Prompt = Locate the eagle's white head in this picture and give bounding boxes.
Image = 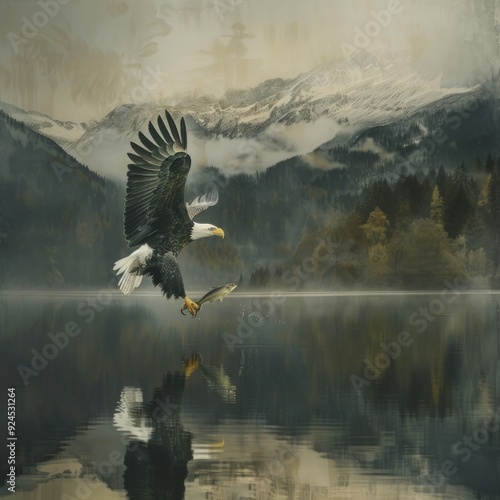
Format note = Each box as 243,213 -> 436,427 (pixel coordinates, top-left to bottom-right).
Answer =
191,222 -> 225,240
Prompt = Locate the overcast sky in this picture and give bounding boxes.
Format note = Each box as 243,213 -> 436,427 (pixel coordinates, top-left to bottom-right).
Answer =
1,0 -> 499,122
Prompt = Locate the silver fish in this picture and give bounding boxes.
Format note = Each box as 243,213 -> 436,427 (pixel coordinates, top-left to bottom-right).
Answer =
200,365 -> 236,403
181,283 -> 237,317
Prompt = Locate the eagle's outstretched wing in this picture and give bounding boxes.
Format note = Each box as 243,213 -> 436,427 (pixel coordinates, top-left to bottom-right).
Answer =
186,188 -> 219,220
124,111 -> 191,247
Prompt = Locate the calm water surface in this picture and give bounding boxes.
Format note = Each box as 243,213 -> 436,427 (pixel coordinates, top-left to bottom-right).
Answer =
1,292 -> 500,499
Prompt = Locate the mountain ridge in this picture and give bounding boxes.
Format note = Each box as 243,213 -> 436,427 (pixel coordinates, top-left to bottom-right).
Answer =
64,61 -> 480,180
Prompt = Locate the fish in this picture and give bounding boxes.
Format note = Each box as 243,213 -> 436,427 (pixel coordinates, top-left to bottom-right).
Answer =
181,283 -> 237,317
199,364 -> 236,403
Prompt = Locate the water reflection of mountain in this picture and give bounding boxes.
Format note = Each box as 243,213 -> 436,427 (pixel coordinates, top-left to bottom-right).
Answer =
1,294 -> 500,497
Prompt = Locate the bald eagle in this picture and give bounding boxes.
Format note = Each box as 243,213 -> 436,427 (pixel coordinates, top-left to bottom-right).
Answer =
113,111 -> 225,316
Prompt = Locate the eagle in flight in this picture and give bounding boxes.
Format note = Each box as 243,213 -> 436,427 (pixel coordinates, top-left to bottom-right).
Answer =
113,110 -> 224,316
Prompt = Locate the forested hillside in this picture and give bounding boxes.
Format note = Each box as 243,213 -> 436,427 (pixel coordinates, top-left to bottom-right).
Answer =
283,160 -> 500,289
185,157 -> 500,289
0,112 -> 125,287
2,107 -> 500,289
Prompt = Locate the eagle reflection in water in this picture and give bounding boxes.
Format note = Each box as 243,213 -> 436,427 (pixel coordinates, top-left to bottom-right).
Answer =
116,354 -> 201,500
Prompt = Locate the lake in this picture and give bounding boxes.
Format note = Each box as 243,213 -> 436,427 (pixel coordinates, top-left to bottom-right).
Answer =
1,290 -> 500,499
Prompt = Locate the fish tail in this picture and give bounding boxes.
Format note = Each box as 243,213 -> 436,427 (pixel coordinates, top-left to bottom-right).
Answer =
193,301 -> 203,317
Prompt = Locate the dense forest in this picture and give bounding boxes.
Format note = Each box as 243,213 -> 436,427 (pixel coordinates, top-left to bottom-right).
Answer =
186,155 -> 500,289
0,111 -> 126,287
2,107 -> 500,289
282,159 -> 500,289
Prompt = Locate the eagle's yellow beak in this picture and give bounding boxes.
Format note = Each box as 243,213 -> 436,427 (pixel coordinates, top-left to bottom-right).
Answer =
213,227 -> 225,239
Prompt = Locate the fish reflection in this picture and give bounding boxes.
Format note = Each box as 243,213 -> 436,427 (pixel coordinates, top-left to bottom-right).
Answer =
200,364 -> 236,403
114,353 -> 236,499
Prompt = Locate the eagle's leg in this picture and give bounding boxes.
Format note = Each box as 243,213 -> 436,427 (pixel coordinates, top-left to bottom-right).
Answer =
181,296 -> 200,317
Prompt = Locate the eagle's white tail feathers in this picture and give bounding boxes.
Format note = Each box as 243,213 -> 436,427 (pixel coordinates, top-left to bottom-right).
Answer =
113,244 -> 153,295
118,272 -> 143,296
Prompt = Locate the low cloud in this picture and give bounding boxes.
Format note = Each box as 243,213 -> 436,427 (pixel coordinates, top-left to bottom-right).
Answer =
202,117 -> 342,174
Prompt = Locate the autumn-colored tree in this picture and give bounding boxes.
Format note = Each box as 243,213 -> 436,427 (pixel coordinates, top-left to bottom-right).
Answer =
361,207 -> 391,284
362,206 -> 390,245
430,185 -> 445,227
389,219 -> 465,287
367,243 -> 390,284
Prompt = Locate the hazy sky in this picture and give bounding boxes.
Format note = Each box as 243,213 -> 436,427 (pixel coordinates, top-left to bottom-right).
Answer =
1,0 -> 499,122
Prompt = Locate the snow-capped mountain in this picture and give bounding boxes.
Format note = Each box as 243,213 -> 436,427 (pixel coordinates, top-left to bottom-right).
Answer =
0,101 -> 94,149
68,60 -> 484,180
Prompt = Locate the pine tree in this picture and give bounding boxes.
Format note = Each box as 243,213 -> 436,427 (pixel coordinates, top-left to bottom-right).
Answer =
487,165 -> 500,281
446,185 -> 471,238
485,154 -> 495,173
362,207 -> 390,245
395,201 -> 412,231
453,162 -> 472,191
474,156 -> 483,174
430,185 -> 445,227
436,165 -> 448,195
488,166 -> 500,224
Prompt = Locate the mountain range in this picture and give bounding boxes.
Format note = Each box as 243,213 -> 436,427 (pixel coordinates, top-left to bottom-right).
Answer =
21,59 -> 488,182
0,101 -> 96,150
3,60 -> 500,288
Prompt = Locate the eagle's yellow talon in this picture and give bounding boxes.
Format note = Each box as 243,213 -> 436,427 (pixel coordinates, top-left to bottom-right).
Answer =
181,296 -> 199,317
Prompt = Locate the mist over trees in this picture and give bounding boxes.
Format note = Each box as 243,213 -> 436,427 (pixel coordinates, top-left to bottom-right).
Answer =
205,158 -> 500,290
0,111 -> 125,287
3,106 -> 500,290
